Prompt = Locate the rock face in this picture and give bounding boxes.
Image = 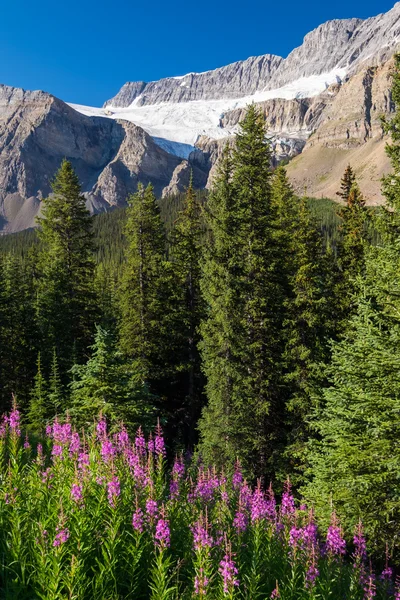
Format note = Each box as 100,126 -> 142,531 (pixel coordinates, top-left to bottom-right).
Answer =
0,85 -> 208,232
2,3 -> 400,232
104,55 -> 283,107
286,60 -> 395,203
106,3 -> 400,110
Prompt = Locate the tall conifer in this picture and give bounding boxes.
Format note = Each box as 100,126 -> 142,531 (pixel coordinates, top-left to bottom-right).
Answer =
199,107 -> 285,477
36,160 -> 97,378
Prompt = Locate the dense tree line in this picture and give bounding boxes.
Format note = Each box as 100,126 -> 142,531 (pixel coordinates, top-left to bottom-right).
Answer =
1,57 -> 400,559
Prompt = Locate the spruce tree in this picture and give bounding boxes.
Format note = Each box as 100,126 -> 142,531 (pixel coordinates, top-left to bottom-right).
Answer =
70,326 -> 154,431
336,164 -> 356,201
199,107 -> 286,478
335,172 -> 370,331
119,184 -> 178,402
271,167 -> 336,482
48,349 -> 63,417
36,160 -> 97,378
304,53 -> 400,555
169,178 -> 205,445
28,353 -> 48,432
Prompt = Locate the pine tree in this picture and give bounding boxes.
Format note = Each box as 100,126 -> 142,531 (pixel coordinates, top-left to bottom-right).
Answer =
70,326 -> 154,431
336,164 -> 356,201
36,159 -> 97,378
28,353 -> 48,432
304,53 -> 400,556
199,107 -> 286,478
169,178 -> 205,445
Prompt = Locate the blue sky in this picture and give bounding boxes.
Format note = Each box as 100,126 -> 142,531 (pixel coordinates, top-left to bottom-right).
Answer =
0,0 -> 396,106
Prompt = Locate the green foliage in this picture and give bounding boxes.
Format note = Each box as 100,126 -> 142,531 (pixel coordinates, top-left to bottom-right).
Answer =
168,179 -> 206,445
69,325 -> 155,432
36,159 -> 97,378
199,107 -> 286,478
304,52 -> 400,556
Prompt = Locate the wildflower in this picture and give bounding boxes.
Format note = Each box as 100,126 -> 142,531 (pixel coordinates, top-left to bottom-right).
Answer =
364,573 -> 376,600
96,417 -> 107,439
107,476 -> 120,508
101,440 -> 116,463
353,521 -> 367,563
326,513 -> 346,556
219,551 -> 239,595
146,498 -> 158,518
251,481 -> 275,522
51,444 -> 63,458
271,585 -> 280,598
71,483 -> 83,504
53,527 -> 70,547
380,566 -> 393,581
192,516 -> 213,550
78,451 -> 90,472
155,518 -> 170,549
52,419 -> 72,445
9,405 -> 21,436
281,479 -> 295,516
23,435 -> 30,449
155,423 -> 166,457
233,510 -> 248,534
135,427 -> 146,455
194,568 -> 209,596
69,432 -> 80,455
117,427 -> 129,450
132,507 -> 144,533
232,461 -> 243,489
172,456 -> 185,480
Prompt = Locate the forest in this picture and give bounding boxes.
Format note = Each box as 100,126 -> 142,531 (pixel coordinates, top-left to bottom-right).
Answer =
0,53 -> 399,600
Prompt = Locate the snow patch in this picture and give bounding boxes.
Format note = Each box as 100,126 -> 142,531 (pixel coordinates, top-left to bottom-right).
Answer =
69,68 -> 346,156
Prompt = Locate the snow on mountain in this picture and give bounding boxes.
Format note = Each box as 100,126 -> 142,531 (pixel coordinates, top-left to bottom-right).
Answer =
69,69 -> 346,155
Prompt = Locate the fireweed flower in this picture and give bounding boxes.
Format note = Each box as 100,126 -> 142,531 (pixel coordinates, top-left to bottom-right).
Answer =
192,516 -> 213,550
132,507 -> 144,533
155,518 -> 170,549
71,483 -> 83,504
53,527 -> 70,547
364,573 -> 376,600
101,440 -> 116,463
146,498 -> 158,519
134,428 -> 146,455
69,432 -> 80,455
52,420 -> 72,445
9,405 -> 21,436
117,428 -> 129,451
271,585 -> 280,598
78,451 -> 90,472
219,551 -> 239,594
155,424 -> 166,457
232,461 -> 243,489
194,568 -> 209,596
51,444 -> 63,459
172,456 -> 185,480
107,476 -> 120,508
354,521 -> 367,564
381,566 -> 393,581
96,417 -> 107,439
233,509 -> 248,534
281,480 -> 295,516
326,513 -> 346,557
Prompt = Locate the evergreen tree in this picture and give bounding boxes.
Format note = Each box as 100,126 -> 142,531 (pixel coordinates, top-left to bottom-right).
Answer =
304,53 -> 400,556
36,160 -> 97,378
28,353 -> 48,432
119,184 -> 178,402
335,171 -> 371,331
336,164 -> 356,201
199,107 -> 286,478
169,178 -> 205,445
48,349 -> 63,418
0,254 -> 37,412
70,326 -> 154,431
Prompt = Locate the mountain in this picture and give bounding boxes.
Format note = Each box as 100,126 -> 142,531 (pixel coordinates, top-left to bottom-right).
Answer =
1,3 -> 400,232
